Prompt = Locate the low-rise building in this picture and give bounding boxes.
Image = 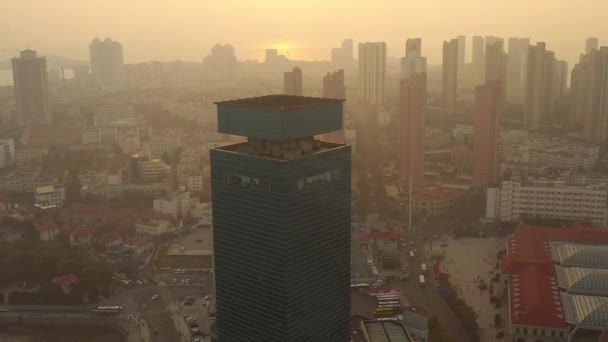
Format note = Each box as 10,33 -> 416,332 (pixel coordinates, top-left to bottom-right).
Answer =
38,219 -> 61,241
69,228 -> 95,246
34,185 -> 65,208
52,275 -> 79,294
153,190 -> 190,218
0,138 -> 15,168
501,130 -> 599,171
123,236 -> 152,257
486,175 -> 608,226
412,186 -> 465,217
98,232 -> 123,248
360,319 -> 414,341
135,217 -> 177,236
502,223 -> 608,342
191,202 -> 212,225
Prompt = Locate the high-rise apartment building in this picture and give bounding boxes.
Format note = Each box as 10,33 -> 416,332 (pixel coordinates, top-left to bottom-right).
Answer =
89,37 -> 124,90
569,62 -> 587,126
331,39 -> 354,68
203,44 -> 237,80
358,42 -> 386,105
399,73 -> 426,188
442,39 -> 459,115
284,67 -> 303,96
401,38 -> 426,79
265,49 -> 278,63
211,95 -> 351,341
524,42 -> 556,130
553,60 -> 569,103
473,80 -> 501,188
507,37 -> 530,89
586,37 -> 599,53
342,39 -> 353,65
571,47 -> 608,144
457,35 -> 466,79
472,36 -> 485,82
485,38 -> 507,96
12,49 -> 51,125
406,38 -> 422,57
323,69 -> 346,99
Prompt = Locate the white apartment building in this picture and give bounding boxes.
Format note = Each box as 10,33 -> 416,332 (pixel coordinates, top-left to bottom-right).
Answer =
35,185 -> 66,208
153,190 -> 191,218
487,177 -> 608,226
135,218 -> 173,236
15,146 -> 48,165
0,139 -> 15,168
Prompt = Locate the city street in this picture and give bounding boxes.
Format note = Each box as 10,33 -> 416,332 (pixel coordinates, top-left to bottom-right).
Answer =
389,225 -> 475,342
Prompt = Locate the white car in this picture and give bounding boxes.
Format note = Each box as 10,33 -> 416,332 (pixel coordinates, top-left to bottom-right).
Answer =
151,295 -> 160,300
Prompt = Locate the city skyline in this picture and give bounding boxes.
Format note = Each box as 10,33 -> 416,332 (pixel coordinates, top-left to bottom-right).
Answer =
2,1 -> 607,66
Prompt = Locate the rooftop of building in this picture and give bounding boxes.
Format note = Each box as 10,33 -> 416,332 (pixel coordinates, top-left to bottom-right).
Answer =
555,266 -> 608,296
214,95 -> 343,111
361,320 -> 414,342
216,139 -> 346,161
52,275 -> 78,287
502,222 -> 608,329
156,190 -> 189,202
561,293 -> 608,331
38,219 -> 60,233
550,241 -> 608,268
401,307 -> 429,332
35,185 -> 55,195
69,228 -> 95,239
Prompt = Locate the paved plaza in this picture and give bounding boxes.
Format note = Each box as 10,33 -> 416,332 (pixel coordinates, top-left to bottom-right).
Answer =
429,237 -> 510,342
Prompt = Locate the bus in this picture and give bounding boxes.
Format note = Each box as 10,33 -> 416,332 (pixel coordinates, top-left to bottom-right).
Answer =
378,301 -> 400,306
373,308 -> 396,317
376,295 -> 400,300
378,304 -> 401,310
91,306 -> 123,315
376,297 -> 400,303
350,283 -> 370,289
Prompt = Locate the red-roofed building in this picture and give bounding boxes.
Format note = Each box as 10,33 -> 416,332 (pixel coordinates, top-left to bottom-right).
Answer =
98,232 -> 122,248
412,186 -> 465,217
52,275 -> 79,294
38,219 -> 61,241
69,228 -> 95,246
502,222 -> 608,340
123,236 -> 152,257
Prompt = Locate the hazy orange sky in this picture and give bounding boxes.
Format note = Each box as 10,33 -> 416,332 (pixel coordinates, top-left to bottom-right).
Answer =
2,0 -> 607,66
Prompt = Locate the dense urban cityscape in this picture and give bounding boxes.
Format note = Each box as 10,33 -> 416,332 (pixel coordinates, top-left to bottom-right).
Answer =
1,2 -> 608,342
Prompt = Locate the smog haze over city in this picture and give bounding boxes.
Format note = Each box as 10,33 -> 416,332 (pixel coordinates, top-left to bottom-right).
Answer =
1,1 -> 608,342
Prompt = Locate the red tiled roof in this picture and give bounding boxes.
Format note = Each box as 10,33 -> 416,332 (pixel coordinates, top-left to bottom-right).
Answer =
98,232 -> 122,243
38,220 -> 60,233
52,275 -> 79,287
125,236 -> 151,248
502,222 -> 608,329
69,228 -> 95,239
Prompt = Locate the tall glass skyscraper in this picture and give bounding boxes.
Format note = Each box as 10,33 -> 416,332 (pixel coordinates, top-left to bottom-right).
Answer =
211,95 -> 351,341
